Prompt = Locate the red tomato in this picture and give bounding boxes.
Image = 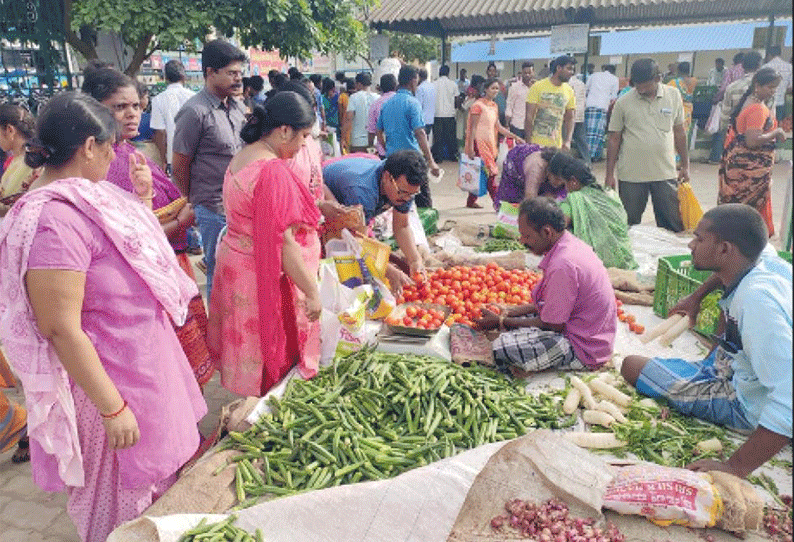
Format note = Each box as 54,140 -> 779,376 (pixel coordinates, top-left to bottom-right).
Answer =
402,316 -> 413,326
405,306 -> 418,318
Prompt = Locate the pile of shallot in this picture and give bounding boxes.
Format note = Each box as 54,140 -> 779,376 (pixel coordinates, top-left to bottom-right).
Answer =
763,495 -> 793,542
490,497 -> 625,542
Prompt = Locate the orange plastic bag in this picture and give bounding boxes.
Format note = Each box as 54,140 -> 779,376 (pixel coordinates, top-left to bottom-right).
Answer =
678,181 -> 704,231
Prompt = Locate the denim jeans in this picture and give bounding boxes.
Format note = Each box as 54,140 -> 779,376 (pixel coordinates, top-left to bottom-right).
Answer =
193,204 -> 226,298
708,129 -> 726,163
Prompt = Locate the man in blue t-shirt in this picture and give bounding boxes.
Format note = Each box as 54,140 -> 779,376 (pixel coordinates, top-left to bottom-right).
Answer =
622,204 -> 792,479
377,65 -> 440,208
322,149 -> 428,292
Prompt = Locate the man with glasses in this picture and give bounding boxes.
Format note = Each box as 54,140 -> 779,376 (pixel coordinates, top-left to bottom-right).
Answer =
172,39 -> 247,298
322,149 -> 429,292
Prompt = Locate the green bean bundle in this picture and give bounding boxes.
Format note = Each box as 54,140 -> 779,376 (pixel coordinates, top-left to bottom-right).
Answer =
474,238 -> 526,253
178,515 -> 263,542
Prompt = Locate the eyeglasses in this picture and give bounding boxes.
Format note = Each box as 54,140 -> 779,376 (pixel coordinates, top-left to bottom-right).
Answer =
391,176 -> 420,198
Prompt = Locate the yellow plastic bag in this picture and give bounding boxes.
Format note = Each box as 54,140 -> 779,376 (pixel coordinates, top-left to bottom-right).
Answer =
678,181 -> 704,231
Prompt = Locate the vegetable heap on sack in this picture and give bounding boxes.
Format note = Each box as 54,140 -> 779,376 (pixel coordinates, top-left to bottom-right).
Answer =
214,349 -> 574,507
563,372 -> 733,467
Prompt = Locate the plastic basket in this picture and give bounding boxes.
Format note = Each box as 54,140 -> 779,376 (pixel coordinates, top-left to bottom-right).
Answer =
654,251 -> 793,336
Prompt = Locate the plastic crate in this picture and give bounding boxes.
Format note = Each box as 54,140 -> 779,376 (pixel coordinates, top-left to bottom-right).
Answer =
653,251 -> 792,336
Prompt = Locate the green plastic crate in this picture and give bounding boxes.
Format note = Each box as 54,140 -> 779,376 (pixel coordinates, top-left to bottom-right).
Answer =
653,251 -> 792,336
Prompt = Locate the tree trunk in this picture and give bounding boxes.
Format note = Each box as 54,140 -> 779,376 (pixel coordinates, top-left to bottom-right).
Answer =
124,34 -> 155,76
62,0 -> 97,61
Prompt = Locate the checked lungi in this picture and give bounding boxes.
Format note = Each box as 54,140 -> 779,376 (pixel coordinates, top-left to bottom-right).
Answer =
584,107 -> 608,160
492,327 -> 585,374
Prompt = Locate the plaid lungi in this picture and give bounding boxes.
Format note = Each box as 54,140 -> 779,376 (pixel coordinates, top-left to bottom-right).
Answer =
492,327 -> 584,374
584,107 -> 608,160
636,347 -> 754,433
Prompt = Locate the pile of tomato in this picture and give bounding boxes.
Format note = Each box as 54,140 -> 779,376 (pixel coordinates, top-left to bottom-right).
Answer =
396,262 -> 542,327
385,305 -> 446,330
616,300 -> 645,334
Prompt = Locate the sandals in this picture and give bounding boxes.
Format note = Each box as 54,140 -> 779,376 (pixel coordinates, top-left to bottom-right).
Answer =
12,436 -> 29,464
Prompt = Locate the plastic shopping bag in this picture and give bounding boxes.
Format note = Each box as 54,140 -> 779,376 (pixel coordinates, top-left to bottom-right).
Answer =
705,103 -> 721,135
678,181 -> 704,231
318,262 -> 378,363
325,230 -> 395,319
457,155 -> 487,197
492,201 -> 521,239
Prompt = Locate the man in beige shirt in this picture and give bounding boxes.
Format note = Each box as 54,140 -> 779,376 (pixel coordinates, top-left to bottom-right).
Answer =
606,58 -> 689,232
505,62 -> 535,139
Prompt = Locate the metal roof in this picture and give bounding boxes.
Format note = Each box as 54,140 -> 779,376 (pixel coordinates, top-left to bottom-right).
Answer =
369,0 -> 792,38
450,20 -> 793,62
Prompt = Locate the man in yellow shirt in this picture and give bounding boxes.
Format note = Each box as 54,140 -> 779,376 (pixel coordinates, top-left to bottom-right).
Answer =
524,55 -> 576,150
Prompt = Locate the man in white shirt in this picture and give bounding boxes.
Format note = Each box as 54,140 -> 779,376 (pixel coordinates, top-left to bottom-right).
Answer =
150,60 -> 195,174
584,64 -> 619,161
415,68 -> 436,136
568,75 -> 590,166
505,62 -> 535,139
344,72 -> 379,153
763,45 -> 793,122
707,58 -> 726,88
431,65 -> 460,162
457,69 -> 470,95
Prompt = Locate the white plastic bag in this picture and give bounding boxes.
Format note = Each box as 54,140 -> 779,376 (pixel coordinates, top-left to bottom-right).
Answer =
705,103 -> 721,135
457,155 -> 487,196
496,140 -> 509,169
318,262 -> 375,364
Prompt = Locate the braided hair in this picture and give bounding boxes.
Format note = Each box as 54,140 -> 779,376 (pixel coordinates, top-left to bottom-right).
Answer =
730,67 -> 781,132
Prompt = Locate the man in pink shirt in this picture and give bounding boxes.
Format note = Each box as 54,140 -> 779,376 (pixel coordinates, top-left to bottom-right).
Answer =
476,197 -> 616,376
367,73 -> 397,158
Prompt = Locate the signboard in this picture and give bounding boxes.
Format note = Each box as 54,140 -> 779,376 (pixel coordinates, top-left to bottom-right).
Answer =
752,26 -> 786,49
369,34 -> 390,62
550,24 -> 590,54
248,47 -> 287,75
677,52 -> 693,63
609,56 -> 623,65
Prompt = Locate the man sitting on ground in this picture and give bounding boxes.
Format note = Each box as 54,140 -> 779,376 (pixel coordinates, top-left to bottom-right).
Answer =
322,149 -> 428,292
621,204 -> 792,478
476,197 -> 616,377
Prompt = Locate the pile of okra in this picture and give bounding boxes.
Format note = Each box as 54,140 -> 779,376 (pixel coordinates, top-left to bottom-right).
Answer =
216,348 -> 572,506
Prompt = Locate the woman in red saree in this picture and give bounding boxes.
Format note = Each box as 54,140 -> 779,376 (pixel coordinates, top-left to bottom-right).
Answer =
208,92 -> 321,396
718,68 -> 786,236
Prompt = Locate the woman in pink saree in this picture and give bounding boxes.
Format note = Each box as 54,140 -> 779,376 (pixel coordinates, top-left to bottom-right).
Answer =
0,93 -> 205,542
209,91 -> 322,396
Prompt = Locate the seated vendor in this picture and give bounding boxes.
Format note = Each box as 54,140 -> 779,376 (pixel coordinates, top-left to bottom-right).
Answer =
476,197 -> 616,377
621,204 -> 792,479
546,152 -> 638,270
322,149 -> 427,292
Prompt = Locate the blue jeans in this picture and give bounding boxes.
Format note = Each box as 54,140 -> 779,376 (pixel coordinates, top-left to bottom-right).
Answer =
193,204 -> 226,298
186,226 -> 202,251
709,129 -> 726,163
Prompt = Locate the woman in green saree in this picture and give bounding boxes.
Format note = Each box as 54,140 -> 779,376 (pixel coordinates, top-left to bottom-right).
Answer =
547,152 -> 638,270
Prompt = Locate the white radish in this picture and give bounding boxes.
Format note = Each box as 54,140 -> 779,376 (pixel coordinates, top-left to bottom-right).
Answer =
596,372 -> 618,386
595,400 -> 628,423
583,409 -> 616,427
640,313 -> 684,344
570,376 -> 596,410
638,398 -> 659,409
695,438 -> 723,453
658,315 -> 692,347
564,432 -> 626,449
562,387 -> 582,414
589,379 -> 632,407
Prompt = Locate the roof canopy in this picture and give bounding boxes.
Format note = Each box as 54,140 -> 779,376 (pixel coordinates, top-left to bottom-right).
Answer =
368,0 -> 792,38
451,20 -> 793,62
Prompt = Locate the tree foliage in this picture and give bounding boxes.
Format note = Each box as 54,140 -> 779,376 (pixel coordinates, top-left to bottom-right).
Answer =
65,0 -> 374,75
386,31 -> 440,64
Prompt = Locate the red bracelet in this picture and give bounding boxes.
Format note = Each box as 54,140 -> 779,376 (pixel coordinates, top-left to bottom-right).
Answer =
100,400 -> 128,419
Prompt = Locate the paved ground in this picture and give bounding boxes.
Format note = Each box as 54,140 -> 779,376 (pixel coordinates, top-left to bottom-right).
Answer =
0,157 -> 790,541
